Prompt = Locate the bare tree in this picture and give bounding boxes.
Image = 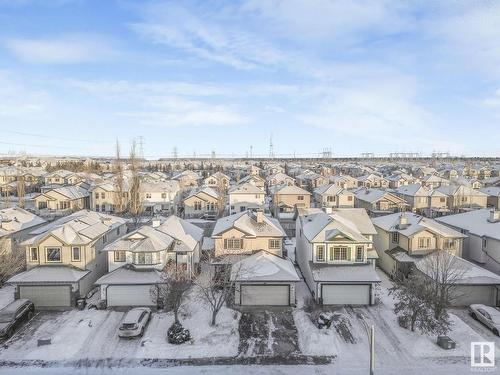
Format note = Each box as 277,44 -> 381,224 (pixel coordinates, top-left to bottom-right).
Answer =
217,177 -> 227,218
417,250 -> 467,321
113,140 -> 125,214
129,139 -> 143,227
0,243 -> 25,287
16,171 -> 25,209
389,271 -> 444,334
152,262 -> 193,324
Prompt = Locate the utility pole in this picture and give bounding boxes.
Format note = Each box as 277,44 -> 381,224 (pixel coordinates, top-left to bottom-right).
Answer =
269,134 -> 274,159
173,147 -> 178,160
250,145 -> 253,159
137,136 -> 145,159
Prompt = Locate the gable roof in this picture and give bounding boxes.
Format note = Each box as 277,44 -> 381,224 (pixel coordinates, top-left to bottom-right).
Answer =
436,208 -> 500,240
230,250 -> 299,282
0,207 -> 46,237
228,183 -> 264,195
212,211 -> 285,237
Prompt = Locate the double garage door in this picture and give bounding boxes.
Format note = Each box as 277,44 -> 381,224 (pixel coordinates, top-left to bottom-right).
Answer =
241,284 -> 290,306
321,284 -> 370,305
106,285 -> 156,307
19,285 -> 71,308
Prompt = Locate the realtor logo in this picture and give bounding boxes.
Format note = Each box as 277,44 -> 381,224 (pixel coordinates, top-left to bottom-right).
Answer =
471,342 -> 495,368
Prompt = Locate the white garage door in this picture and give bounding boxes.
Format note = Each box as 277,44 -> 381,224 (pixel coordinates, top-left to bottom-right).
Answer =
19,285 -> 71,307
107,285 -> 156,307
241,284 -> 289,306
322,284 -> 370,305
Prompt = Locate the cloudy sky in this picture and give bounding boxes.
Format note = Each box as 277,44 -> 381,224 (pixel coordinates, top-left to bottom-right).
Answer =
1,0 -> 499,158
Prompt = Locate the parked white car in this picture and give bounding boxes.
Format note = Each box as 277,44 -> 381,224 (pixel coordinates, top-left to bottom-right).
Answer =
469,304 -> 500,336
118,308 -> 151,338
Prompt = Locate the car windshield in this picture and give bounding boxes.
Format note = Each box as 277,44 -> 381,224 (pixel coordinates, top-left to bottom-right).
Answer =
121,323 -> 137,330
0,312 -> 14,323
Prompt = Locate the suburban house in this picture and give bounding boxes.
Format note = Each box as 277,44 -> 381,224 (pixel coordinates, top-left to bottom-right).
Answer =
313,184 -> 355,210
266,172 -> 295,188
212,210 -> 296,306
421,175 -> 450,189
90,182 -> 129,214
203,171 -> 230,190
0,207 -> 46,255
395,184 -> 450,217
34,185 -> 90,214
238,174 -> 265,190
228,183 -> 265,214
357,174 -> 389,189
295,208 -> 380,305
296,171 -> 328,190
43,170 -> 75,185
437,209 -> 500,275
354,188 -> 408,216
330,175 -> 360,190
435,185 -> 488,211
141,180 -> 181,214
270,185 -> 311,217
230,250 -> 300,306
96,215 -> 203,307
480,187 -> 500,209
386,173 -> 418,188
172,170 -> 200,189
8,210 -> 127,308
182,186 -> 219,218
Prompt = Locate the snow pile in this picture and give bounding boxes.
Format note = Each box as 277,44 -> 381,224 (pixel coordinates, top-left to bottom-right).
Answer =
292,309 -> 338,356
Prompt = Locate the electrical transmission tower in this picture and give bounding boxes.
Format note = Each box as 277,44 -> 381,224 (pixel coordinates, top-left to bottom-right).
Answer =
269,135 -> 275,158
173,147 -> 178,159
137,136 -> 145,159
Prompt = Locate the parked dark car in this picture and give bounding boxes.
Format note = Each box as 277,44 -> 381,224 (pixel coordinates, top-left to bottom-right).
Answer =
0,299 -> 35,339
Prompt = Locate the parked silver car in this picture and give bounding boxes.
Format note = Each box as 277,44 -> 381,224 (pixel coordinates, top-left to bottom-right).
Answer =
469,304 -> 500,336
0,299 -> 35,339
118,307 -> 151,338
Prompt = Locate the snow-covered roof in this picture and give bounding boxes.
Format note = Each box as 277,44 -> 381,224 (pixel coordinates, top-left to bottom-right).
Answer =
0,207 -> 46,237
480,187 -> 500,197
23,210 -> 126,246
372,212 -> 466,238
230,251 -> 299,282
415,255 -> 500,285
141,180 -> 180,193
184,186 -> 219,201
310,262 -> 381,282
313,183 -> 345,196
8,266 -> 90,284
44,185 -> 89,200
95,266 -> 163,285
436,209 -> 500,240
212,210 -> 285,238
354,188 -> 406,204
157,215 -> 204,250
228,183 -> 264,195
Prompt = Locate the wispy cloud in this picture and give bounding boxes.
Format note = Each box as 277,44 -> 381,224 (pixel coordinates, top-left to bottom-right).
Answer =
5,34 -> 119,64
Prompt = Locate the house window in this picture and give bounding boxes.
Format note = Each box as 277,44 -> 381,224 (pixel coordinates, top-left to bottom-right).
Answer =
392,232 -> 399,243
101,204 -> 105,212
72,247 -> 81,261
103,234 -> 108,244
298,195 -> 304,201
95,205 -> 100,212
443,239 -> 455,250
333,247 -> 348,261
146,193 -> 152,199
194,201 -> 202,210
95,192 -> 99,199
316,245 -> 325,261
347,196 -> 353,201
327,196 -> 336,202
483,238 -> 487,248
356,246 -> 364,262
269,239 -> 281,249
114,251 -> 126,262
224,238 -> 243,250
30,247 -> 38,261
137,252 -> 155,265
418,237 -> 431,248
161,193 -> 167,198
46,247 -> 61,262
101,192 -> 105,199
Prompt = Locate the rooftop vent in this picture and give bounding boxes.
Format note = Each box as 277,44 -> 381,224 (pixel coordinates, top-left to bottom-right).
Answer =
397,214 -> 409,230
152,217 -> 161,228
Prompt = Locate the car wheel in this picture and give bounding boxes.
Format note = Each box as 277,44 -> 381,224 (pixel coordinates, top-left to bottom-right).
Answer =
27,311 -> 34,320
471,312 -> 477,320
6,328 -> 13,338
493,329 -> 499,337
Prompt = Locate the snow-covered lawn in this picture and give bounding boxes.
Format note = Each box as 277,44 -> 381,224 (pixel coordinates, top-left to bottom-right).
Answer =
0,286 -> 15,310
0,290 -> 240,361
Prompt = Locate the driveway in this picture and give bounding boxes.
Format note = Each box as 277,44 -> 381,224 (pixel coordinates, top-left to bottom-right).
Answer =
238,309 -> 300,358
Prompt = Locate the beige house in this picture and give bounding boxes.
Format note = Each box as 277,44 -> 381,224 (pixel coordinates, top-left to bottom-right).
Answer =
480,187 -> 500,209
421,175 -> 450,189
238,174 -> 265,190
90,182 -> 129,214
267,172 -> 295,188
313,184 -> 355,209
203,172 -> 230,190
435,185 -> 488,211
44,170 -> 75,185
34,185 -> 89,214
354,188 -> 408,216
329,175 -> 359,189
270,185 -> 311,216
141,180 -> 181,214
396,184 -> 449,216
212,210 -> 286,258
8,210 -> 127,308
0,207 -> 46,255
228,183 -> 265,214
357,174 -> 389,188
96,215 -> 203,307
182,186 -> 219,218
172,170 -> 200,189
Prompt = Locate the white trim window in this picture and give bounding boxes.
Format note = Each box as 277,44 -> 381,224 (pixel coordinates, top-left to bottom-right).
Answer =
224,238 -> 243,250
356,246 -> 364,262
333,246 -> 349,261
72,246 -> 81,262
114,251 -> 126,262
268,239 -> 281,250
46,247 -> 62,262
392,232 -> 399,244
30,247 -> 38,262
316,245 -> 325,262
418,237 -> 431,249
